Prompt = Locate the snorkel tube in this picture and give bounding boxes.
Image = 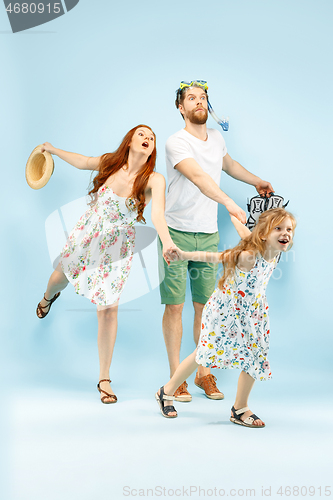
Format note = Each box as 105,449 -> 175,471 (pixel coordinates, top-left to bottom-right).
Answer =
208,100 -> 229,131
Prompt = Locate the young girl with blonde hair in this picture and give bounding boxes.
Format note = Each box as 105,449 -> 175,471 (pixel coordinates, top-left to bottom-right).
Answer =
156,207 -> 296,427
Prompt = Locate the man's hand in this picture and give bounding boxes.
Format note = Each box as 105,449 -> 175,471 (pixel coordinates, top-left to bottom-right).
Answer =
224,199 -> 246,224
255,180 -> 274,197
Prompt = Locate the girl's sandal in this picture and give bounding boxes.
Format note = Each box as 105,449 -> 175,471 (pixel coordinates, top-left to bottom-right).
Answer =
155,386 -> 178,418
36,292 -> 61,319
230,406 -> 265,428
97,379 -> 117,404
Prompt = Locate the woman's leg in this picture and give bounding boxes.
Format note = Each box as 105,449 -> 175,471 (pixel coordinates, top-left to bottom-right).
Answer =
96,303 -> 119,402
37,264 -> 69,317
233,370 -> 265,426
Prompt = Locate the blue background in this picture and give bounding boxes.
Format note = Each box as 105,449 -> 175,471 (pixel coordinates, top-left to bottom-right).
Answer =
1,1 -> 332,499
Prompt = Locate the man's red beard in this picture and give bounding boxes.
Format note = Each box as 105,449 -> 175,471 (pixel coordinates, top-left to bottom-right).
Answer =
186,107 -> 208,125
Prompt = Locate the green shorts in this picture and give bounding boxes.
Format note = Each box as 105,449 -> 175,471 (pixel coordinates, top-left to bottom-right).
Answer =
159,227 -> 220,305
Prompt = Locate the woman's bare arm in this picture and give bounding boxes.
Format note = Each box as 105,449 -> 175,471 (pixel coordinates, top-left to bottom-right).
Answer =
148,172 -> 177,264
41,142 -> 100,171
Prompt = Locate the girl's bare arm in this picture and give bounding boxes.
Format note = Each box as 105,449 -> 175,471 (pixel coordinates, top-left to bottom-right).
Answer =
230,215 -> 252,239
229,216 -> 256,271
169,248 -> 222,264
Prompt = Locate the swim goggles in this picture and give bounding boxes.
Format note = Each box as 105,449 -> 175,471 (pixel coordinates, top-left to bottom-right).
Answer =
177,80 -> 229,131
179,80 -> 208,90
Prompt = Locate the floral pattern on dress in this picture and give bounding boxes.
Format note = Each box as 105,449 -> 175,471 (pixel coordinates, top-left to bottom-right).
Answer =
60,185 -> 137,306
196,254 -> 279,381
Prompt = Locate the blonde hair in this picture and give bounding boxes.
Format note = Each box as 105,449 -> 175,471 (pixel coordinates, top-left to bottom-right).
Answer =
218,208 -> 297,289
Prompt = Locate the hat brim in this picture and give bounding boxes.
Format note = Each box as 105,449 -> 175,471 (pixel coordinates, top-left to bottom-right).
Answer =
26,145 -> 54,190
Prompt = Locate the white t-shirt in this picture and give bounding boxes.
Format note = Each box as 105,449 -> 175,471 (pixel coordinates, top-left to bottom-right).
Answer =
164,128 -> 227,233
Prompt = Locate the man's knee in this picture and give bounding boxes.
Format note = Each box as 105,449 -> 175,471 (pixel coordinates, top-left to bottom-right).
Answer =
193,301 -> 205,315
164,303 -> 184,317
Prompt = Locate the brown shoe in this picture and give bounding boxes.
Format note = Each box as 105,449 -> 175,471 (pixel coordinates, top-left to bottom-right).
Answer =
174,381 -> 192,402
194,373 -> 224,400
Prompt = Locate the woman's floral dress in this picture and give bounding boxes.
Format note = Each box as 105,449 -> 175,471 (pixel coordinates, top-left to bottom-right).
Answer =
196,254 -> 279,381
60,185 -> 137,306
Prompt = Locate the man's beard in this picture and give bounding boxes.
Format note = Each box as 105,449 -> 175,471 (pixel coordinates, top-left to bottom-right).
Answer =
187,108 -> 208,125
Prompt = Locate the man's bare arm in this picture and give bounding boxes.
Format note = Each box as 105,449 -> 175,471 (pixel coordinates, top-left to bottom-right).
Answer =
175,158 -> 246,223
222,153 -> 274,196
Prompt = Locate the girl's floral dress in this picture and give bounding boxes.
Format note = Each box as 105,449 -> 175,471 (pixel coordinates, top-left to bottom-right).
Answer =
60,185 -> 137,306
196,254 -> 279,381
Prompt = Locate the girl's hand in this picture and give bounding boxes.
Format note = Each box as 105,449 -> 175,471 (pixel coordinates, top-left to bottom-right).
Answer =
230,213 -> 251,239
163,244 -> 177,265
41,142 -> 56,155
224,199 -> 246,224
164,245 -> 184,263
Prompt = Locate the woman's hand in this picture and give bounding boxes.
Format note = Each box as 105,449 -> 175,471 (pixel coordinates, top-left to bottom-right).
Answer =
41,142 -> 56,155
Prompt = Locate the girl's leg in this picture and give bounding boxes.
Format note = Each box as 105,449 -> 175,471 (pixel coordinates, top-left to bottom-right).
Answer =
233,370 -> 265,426
37,264 -> 69,317
157,350 -> 200,417
164,350 -> 199,395
96,303 -> 119,402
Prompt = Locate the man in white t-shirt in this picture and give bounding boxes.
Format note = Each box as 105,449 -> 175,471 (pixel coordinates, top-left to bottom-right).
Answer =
159,81 -> 274,402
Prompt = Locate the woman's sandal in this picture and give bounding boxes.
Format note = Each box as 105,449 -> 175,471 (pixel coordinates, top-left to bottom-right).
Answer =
36,292 -> 61,319
155,386 -> 178,418
97,379 -> 117,404
230,406 -> 265,428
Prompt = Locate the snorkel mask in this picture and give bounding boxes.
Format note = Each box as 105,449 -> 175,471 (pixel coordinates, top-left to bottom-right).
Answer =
176,80 -> 229,131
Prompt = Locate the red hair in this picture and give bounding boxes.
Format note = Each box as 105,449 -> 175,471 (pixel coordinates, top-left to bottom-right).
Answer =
218,208 -> 297,289
88,125 -> 156,223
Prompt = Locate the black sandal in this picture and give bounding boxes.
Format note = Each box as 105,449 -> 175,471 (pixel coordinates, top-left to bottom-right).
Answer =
36,292 -> 61,319
230,406 -> 265,428
155,386 -> 178,418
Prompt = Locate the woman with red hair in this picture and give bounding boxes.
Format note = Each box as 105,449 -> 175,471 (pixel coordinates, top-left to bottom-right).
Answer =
36,125 -> 176,403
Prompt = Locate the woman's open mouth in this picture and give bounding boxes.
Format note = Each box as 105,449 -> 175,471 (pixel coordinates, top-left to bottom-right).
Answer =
278,239 -> 289,245
142,141 -> 149,148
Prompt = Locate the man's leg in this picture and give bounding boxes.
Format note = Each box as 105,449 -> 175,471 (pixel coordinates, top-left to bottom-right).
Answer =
162,303 -> 192,401
190,232 -> 224,400
159,228 -> 194,402
192,301 -> 210,377
162,303 -> 184,378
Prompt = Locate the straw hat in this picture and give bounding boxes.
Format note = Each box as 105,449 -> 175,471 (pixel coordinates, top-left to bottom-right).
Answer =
26,145 -> 54,189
